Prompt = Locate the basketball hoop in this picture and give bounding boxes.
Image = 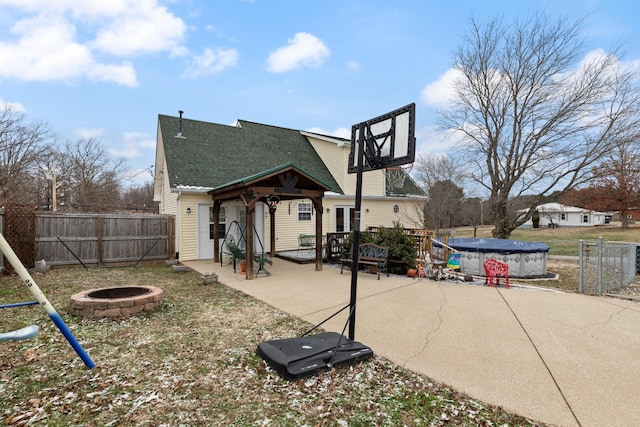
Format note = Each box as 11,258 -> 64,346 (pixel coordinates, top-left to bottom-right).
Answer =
385,163 -> 413,189
267,195 -> 280,212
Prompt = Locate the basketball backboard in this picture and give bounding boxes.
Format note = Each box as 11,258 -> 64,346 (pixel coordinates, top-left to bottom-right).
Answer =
348,103 -> 416,173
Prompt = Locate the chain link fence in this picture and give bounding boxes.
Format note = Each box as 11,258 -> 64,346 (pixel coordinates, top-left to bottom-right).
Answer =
579,238 -> 639,295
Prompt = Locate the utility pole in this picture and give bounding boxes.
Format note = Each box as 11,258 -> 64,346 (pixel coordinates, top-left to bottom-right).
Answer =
47,162 -> 57,212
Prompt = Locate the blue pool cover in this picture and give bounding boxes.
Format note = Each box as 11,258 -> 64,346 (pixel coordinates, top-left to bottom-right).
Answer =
434,238 -> 550,254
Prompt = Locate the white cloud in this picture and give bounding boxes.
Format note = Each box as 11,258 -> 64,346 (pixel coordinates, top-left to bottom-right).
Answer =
181,47 -> 239,78
109,131 -> 155,159
0,0 -> 135,16
91,3 -> 187,57
0,0 -> 187,57
420,68 -> 462,108
0,14 -> 138,86
0,98 -> 26,112
415,125 -> 453,156
123,131 -> 155,149
87,61 -> 138,86
267,32 -> 330,73
0,0 -> 189,85
0,16 -> 91,80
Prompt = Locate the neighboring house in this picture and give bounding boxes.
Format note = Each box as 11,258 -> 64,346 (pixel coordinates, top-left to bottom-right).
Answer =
518,203 -> 610,228
153,113 -> 425,271
613,209 -> 639,223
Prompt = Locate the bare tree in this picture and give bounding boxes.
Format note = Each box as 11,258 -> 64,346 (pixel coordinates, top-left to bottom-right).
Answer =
563,139 -> 640,228
57,138 -> 127,212
423,179 -> 465,230
122,182 -> 157,212
414,153 -> 462,190
0,106 -> 55,205
441,13 -> 640,238
414,153 -> 466,229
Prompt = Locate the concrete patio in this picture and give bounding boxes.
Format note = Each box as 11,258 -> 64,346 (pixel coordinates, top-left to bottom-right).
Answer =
185,257 -> 640,427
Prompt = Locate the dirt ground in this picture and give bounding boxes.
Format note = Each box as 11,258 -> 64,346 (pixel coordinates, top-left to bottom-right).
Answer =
546,257 -> 640,299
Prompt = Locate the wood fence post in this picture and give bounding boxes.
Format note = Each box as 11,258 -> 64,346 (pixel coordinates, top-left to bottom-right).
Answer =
97,216 -> 103,267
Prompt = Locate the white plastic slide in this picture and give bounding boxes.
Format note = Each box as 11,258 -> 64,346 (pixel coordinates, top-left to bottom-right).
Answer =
0,324 -> 40,342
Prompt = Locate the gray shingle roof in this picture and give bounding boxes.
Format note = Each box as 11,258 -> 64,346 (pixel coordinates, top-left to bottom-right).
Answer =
158,115 -> 343,194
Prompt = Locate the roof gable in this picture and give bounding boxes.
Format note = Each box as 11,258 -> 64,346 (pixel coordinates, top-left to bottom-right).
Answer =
211,162 -> 332,193
158,115 -> 343,194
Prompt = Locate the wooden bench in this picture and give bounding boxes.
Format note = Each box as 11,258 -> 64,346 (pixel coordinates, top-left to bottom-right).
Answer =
483,258 -> 510,288
340,243 -> 389,280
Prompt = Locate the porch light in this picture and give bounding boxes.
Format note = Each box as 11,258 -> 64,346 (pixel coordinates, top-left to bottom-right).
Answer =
186,207 -> 192,214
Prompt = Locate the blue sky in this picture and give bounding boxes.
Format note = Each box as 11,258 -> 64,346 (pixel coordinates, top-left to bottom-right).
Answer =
0,0 -> 638,187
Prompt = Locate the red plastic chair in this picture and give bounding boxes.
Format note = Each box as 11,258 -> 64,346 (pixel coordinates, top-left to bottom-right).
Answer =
483,258 -> 510,288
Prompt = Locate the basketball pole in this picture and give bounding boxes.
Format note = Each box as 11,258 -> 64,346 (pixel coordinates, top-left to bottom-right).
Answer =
348,122 -> 366,340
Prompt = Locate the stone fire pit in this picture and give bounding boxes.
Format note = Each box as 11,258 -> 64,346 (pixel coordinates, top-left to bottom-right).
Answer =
69,285 -> 164,318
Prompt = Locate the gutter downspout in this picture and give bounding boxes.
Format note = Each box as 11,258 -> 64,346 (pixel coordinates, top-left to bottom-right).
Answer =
176,191 -> 182,260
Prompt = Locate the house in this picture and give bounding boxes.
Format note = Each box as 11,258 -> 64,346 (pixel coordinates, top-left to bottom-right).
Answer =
612,209 -> 639,223
518,203 -> 610,228
153,113 -> 425,277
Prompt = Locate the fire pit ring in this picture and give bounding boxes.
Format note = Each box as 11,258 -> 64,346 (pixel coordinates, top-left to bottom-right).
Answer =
69,285 -> 164,318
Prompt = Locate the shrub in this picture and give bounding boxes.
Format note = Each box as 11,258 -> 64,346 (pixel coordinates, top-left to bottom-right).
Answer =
342,222 -> 416,275
374,222 -> 416,274
341,229 -> 374,258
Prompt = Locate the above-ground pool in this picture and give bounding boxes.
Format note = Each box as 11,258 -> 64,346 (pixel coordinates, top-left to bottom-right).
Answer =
433,238 -> 550,278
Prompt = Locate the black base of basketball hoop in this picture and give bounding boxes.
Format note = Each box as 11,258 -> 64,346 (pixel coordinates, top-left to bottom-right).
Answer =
256,332 -> 373,380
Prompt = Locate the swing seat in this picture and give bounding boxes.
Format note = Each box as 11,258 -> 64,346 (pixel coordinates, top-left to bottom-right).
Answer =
0,324 -> 39,342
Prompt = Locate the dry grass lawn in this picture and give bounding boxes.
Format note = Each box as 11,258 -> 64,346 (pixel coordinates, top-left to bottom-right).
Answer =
3,224 -> 639,425
1,263 -> 546,426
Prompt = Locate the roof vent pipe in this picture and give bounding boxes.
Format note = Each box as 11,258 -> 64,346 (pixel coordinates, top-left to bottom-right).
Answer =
176,110 -> 186,139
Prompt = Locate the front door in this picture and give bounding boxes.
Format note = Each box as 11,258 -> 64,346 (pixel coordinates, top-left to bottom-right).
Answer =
197,204 -> 214,259
198,204 -> 226,259
335,205 -> 355,232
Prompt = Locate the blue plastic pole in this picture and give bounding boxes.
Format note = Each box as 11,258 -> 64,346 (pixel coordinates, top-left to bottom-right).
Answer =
0,300 -> 39,309
0,232 -> 95,368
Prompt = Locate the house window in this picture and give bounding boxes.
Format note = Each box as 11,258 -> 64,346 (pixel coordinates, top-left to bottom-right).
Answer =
298,202 -> 312,221
561,213 -> 566,221
209,206 -> 226,239
582,214 -> 590,223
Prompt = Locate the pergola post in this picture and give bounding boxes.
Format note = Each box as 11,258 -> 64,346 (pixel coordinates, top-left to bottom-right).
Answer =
312,197 -> 323,271
269,207 -> 276,257
242,192 -> 258,280
213,200 -> 221,263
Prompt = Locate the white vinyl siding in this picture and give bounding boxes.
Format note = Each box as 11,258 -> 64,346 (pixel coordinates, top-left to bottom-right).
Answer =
178,193 -> 209,261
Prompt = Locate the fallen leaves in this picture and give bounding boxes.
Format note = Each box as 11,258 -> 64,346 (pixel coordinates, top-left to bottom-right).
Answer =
1,263 -> 545,426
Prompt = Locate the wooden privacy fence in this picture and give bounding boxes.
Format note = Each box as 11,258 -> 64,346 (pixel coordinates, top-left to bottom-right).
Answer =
34,213 -> 175,267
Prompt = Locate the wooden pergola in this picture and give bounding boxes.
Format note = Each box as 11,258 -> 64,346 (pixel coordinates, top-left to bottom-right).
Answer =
208,165 -> 330,279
